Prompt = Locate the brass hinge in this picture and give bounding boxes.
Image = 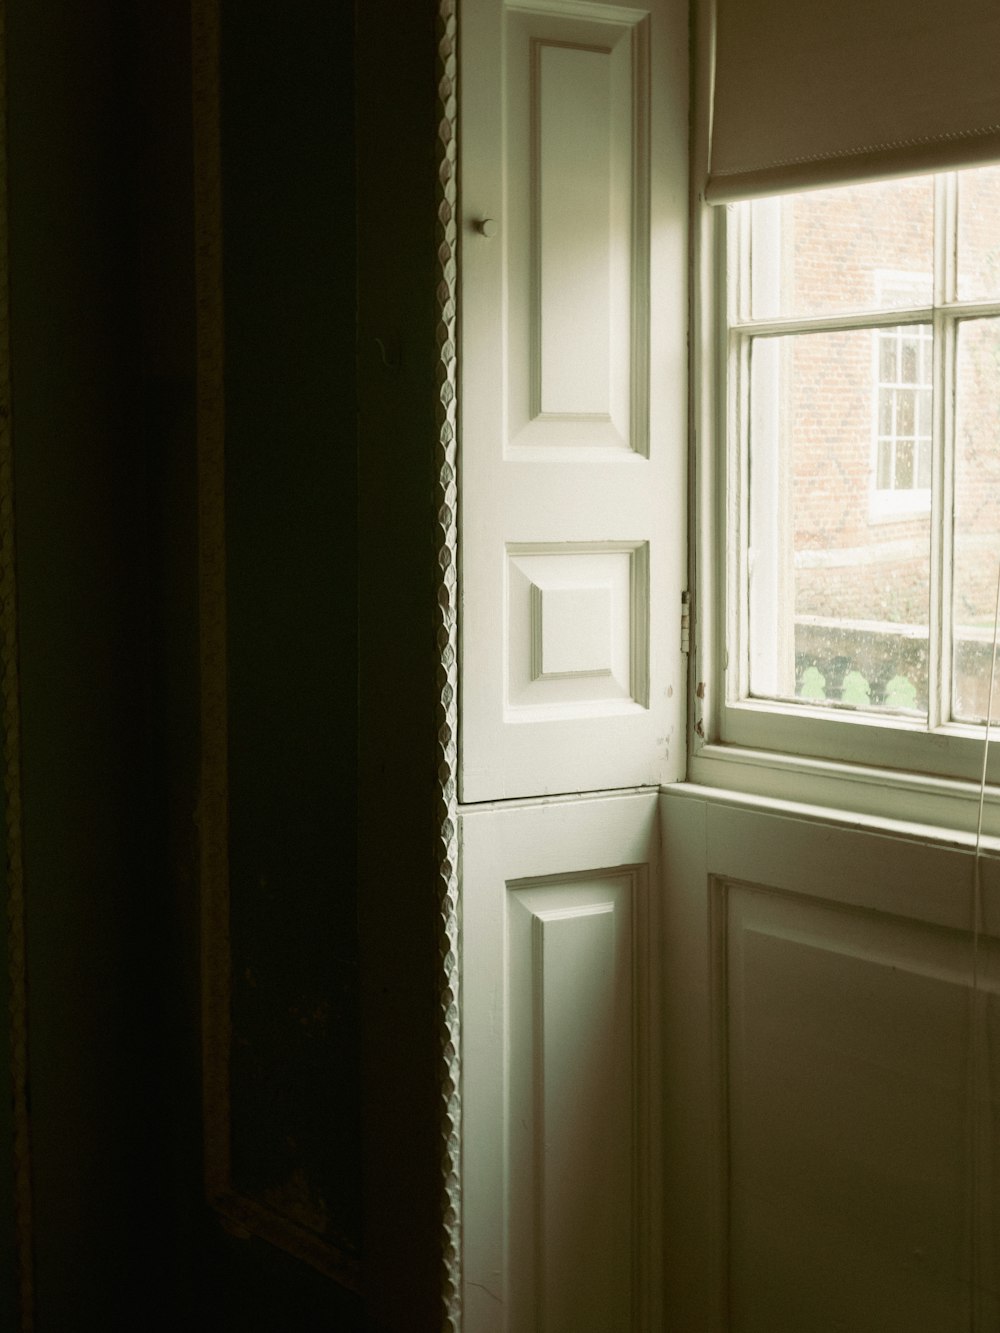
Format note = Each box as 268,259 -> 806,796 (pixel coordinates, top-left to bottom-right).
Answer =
680,590 -> 690,654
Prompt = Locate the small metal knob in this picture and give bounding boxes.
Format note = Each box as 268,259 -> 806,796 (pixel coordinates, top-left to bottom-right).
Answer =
475,217 -> 497,238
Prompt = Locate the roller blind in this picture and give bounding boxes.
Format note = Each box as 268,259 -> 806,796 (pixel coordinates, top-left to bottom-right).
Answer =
705,0 -> 1000,203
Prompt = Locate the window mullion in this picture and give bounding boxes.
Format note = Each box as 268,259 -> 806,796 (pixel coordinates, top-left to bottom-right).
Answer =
930,173 -> 958,731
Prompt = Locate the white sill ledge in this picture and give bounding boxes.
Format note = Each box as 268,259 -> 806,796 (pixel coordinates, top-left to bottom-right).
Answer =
458,769 -> 1000,857
687,741 -> 1000,850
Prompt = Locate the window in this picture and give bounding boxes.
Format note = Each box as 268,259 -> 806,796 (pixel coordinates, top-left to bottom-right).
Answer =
705,165 -> 1000,789
872,278 -> 933,516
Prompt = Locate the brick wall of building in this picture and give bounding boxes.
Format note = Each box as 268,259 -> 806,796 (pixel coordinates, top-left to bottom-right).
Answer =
751,168 -> 1000,715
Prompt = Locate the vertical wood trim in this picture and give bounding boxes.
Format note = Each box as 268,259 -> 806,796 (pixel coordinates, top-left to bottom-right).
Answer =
0,0 -> 33,1323
629,15 -> 651,459
528,35 -> 543,422
632,860 -> 662,1330
707,875 -> 732,1328
191,0 -> 231,1208
435,0 -> 462,1327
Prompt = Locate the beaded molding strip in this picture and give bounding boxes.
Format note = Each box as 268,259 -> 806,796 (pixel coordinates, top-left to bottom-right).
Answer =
434,1 -> 462,1326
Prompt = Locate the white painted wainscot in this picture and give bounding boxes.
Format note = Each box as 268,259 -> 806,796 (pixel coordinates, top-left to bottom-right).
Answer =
462,787 -> 1000,1332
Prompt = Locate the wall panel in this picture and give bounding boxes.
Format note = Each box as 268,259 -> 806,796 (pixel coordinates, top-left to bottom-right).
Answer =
661,789 -> 1000,1332
462,791 -> 661,1330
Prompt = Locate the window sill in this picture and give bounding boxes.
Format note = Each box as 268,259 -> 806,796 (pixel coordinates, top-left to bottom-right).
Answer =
687,738 -> 1000,845
867,486 -> 931,523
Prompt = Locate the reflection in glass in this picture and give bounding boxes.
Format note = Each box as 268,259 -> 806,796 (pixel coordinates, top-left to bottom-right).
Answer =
749,330 -> 930,715
953,318 -> 1000,721
957,165 -> 1000,303
749,177 -> 934,322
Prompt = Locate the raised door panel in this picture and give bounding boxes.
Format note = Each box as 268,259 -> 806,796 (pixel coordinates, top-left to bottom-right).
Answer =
505,17 -> 646,452
660,791 -> 1000,1332
726,884 -> 992,1332
462,792 -> 662,1330
459,0 -> 688,801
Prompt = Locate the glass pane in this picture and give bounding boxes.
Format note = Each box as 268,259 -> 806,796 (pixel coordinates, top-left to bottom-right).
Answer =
897,392 -> 914,436
749,177 -> 934,321
879,336 -> 896,382
957,164 -> 1000,303
900,339 -> 918,384
878,389 -> 892,436
953,318 -> 1000,721
894,438 -> 914,489
749,330 -> 930,715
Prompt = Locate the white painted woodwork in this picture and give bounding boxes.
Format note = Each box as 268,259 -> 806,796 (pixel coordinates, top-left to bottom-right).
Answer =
508,543 -> 647,713
509,883 -> 632,1329
459,0 -> 688,801
534,581 -> 613,678
537,44 -> 614,418
506,5 -> 645,453
462,792 -> 662,1330
660,787 -> 1000,1332
460,6 -> 1000,1332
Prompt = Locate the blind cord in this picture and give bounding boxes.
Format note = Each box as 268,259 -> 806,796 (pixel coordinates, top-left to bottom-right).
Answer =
969,559 -> 1000,1329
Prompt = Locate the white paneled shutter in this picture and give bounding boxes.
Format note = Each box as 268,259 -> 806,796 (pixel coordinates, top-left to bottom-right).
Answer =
459,0 -> 687,803
458,0 -> 687,1325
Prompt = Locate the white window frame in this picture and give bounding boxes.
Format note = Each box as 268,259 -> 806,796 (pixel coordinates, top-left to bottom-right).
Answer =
689,171 -> 1000,840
